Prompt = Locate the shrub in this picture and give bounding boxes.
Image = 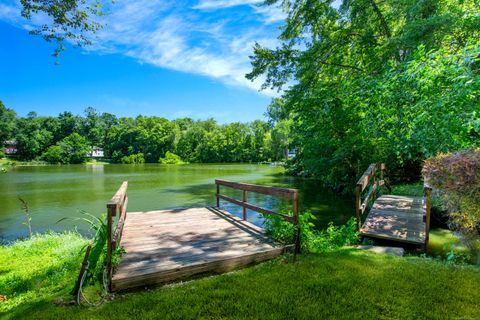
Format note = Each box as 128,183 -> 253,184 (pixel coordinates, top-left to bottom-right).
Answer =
58,133 -> 91,164
264,211 -> 359,253
41,145 -> 63,164
423,149 -> 480,259
121,153 -> 145,164
159,151 -> 186,164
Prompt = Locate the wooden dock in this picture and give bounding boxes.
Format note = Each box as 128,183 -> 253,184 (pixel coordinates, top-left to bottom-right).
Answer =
356,164 -> 432,249
100,180 -> 300,292
111,207 -> 285,291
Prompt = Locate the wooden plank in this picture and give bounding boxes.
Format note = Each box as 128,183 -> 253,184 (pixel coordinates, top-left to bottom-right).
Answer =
72,244 -> 92,296
215,179 -> 296,199
112,196 -> 128,249
112,247 -> 284,291
107,181 -> 128,215
360,193 -> 427,245
356,163 -> 377,193
217,194 -> 294,222
115,242 -> 278,275
360,182 -> 378,214
111,207 -> 284,292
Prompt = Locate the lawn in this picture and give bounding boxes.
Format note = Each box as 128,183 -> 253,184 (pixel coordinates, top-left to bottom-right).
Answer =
1,233 -> 479,319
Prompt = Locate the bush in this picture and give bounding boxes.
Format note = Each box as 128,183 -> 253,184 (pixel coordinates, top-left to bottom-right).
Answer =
0,150 -> 5,159
423,149 -> 480,259
58,133 -> 91,164
264,211 -> 359,253
121,153 -> 145,164
159,151 -> 186,164
41,145 -> 63,164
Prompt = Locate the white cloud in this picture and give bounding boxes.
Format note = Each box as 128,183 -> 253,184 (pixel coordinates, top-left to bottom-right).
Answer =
192,0 -> 261,10
0,3 -> 21,24
253,5 -> 286,24
1,0 -> 283,95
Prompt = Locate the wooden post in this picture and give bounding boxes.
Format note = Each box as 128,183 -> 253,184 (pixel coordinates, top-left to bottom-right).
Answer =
216,183 -> 220,207
380,163 -> 385,195
243,190 -> 247,221
293,191 -> 301,254
72,244 -> 92,296
355,184 -> 362,231
424,186 -> 432,252
106,203 -> 116,291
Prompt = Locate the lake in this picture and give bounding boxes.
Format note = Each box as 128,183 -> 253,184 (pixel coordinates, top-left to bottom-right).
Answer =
0,163 -> 353,240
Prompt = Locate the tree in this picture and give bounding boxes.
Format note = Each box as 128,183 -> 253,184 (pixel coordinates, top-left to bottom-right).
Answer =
15,112 -> 53,160
0,100 -> 17,146
20,0 -> 108,58
247,0 -> 480,189
58,133 -> 90,164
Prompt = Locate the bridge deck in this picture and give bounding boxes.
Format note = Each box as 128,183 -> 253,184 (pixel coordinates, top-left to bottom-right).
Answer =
111,207 -> 285,291
360,195 -> 426,245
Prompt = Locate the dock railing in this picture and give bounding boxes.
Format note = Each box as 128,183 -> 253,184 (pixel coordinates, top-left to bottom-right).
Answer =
355,163 -> 386,231
215,179 -> 301,253
106,181 -> 128,289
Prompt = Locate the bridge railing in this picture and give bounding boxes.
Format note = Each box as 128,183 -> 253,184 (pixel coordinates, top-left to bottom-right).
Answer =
423,183 -> 432,247
215,179 -> 300,253
106,181 -> 128,289
355,163 -> 386,230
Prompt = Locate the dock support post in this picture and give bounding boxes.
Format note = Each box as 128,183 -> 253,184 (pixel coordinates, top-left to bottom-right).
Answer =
216,184 -> 220,207
106,203 -> 116,291
293,191 -> 301,255
243,190 -> 247,221
355,184 -> 361,231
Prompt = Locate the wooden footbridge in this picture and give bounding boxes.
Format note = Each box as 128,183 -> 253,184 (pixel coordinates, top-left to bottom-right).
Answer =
355,163 -> 432,250
101,180 -> 300,292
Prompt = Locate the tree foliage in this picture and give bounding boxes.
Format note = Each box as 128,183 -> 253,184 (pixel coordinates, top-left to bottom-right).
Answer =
248,0 -> 480,190
2,105 -> 289,164
20,0 -> 107,58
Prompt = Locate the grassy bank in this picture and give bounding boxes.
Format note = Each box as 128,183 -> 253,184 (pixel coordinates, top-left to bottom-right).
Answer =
1,233 -> 479,319
0,233 -> 87,316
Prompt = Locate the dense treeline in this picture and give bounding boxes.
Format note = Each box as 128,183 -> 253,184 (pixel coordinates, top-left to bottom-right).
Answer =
0,103 -> 289,164
248,0 -> 480,191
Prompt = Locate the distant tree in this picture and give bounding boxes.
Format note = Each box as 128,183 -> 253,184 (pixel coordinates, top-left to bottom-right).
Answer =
15,112 -> 53,160
58,133 -> 90,164
41,145 -> 63,164
57,111 -> 80,141
0,100 -> 17,146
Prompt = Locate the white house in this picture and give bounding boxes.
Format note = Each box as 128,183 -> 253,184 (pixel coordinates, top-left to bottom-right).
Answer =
88,146 -> 104,158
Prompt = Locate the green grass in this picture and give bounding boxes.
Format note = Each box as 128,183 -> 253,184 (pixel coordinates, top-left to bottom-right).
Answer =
0,233 -> 87,316
85,160 -> 110,165
390,182 -> 424,197
2,233 -> 479,320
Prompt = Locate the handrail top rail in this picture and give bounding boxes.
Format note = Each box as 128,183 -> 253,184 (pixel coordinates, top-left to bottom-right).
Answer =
356,163 -> 386,193
215,179 -> 298,199
107,181 -> 128,208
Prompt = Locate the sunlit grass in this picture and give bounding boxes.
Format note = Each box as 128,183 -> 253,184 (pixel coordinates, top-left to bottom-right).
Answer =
2,236 -> 479,320
390,182 -> 424,197
0,232 -> 87,316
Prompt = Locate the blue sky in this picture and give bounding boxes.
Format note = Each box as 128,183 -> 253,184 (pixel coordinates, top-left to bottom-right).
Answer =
0,0 -> 291,123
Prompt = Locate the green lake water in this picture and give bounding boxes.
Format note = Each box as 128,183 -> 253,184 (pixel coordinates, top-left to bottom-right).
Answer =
0,163 -> 354,240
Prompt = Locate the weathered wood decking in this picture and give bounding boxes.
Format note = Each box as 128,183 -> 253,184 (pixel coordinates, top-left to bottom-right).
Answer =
111,207 -> 285,292
356,163 -> 432,249
359,195 -> 426,245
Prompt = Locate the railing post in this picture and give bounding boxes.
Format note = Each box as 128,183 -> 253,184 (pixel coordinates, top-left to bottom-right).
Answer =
293,190 -> 301,254
380,163 -> 385,195
424,186 -> 432,252
355,184 -> 362,231
216,183 -> 220,207
106,203 -> 116,291
243,190 -> 247,221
